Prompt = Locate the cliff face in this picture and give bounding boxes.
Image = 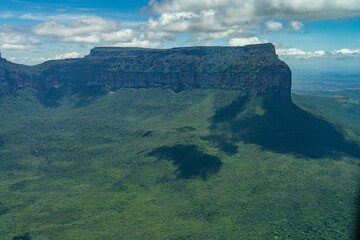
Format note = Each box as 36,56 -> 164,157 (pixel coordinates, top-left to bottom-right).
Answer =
0,43 -> 292,103
0,56 -> 33,97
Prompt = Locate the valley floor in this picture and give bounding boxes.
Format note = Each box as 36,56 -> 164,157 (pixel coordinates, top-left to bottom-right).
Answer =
0,88 -> 359,239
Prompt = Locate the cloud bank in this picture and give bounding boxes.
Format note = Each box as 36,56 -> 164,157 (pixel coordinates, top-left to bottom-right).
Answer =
276,47 -> 360,58
0,25 -> 39,50
0,0 -> 360,63
149,0 -> 360,20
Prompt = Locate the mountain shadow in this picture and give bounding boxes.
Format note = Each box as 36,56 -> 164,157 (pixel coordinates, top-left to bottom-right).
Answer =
149,144 -> 222,180
36,86 -> 67,107
207,93 -> 360,159
35,85 -> 108,108
73,85 -> 108,107
13,233 -> 31,240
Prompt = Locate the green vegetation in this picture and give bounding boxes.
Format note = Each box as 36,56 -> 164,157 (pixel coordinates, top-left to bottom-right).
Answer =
0,44 -> 291,100
0,60 -> 33,97
0,88 -> 359,239
150,144 -> 222,180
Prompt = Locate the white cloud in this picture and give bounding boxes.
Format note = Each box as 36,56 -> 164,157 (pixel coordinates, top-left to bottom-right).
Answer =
32,16 -> 165,47
100,29 -> 135,43
1,44 -> 30,50
287,21 -> 304,31
264,20 -> 283,33
120,20 -> 147,28
32,16 -> 152,46
263,0 -> 360,20
33,17 -> 118,39
51,52 -> 82,60
142,0 -> 360,45
276,48 -> 329,58
27,52 -> 83,63
229,37 -> 268,46
20,13 -> 47,21
194,29 -> 243,42
141,9 -> 257,44
149,0 -> 360,21
148,0 -> 234,13
276,48 -> 308,57
1,1 -> 360,65
276,47 -> 360,58
0,25 -> 39,50
312,50 -> 326,56
332,48 -> 360,55
0,12 -> 15,19
145,11 -> 229,33
6,1 -> 359,54
113,39 -> 161,48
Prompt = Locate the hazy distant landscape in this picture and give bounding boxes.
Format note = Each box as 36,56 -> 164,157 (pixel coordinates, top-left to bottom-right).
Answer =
292,69 -> 360,93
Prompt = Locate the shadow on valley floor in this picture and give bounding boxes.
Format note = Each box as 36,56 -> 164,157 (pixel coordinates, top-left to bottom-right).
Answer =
36,87 -> 66,107
36,85 -> 108,108
206,94 -> 360,159
149,144 -> 222,180
13,233 -> 31,240
73,85 -> 108,108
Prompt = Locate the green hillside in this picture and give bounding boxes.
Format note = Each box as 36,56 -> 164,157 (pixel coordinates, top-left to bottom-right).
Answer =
0,88 -> 359,239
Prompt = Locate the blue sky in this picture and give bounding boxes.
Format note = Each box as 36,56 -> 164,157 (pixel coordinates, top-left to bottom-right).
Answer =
0,0 -> 360,73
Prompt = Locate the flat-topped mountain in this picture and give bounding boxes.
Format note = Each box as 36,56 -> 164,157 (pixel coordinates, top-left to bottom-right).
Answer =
1,44 -> 360,240
0,43 -> 291,103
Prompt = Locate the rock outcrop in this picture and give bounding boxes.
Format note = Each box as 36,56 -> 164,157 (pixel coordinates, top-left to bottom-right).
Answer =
0,43 -> 292,103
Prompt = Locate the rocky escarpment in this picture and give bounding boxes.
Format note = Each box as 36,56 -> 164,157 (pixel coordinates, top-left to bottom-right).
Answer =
0,53 -> 33,97
0,43 -> 292,103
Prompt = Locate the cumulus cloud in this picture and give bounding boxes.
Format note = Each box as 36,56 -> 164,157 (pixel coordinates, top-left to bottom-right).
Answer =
144,10 -> 238,34
32,16 -> 153,46
113,39 -> 161,48
194,29 -> 243,42
149,0 -> 360,21
276,47 -> 360,58
33,17 -> 118,39
23,52 -> 83,64
312,50 -> 326,57
30,15 -> 167,49
276,47 -> 308,57
148,0 -> 234,13
5,0 -> 359,52
140,9 -> 257,44
0,25 -> 39,50
332,48 -> 360,55
287,21 -> 305,31
2,0 -> 360,65
143,0 -> 360,44
51,52 -> 82,60
264,20 -> 283,34
229,37 -> 268,46
259,0 -> 360,21
276,48 -> 331,58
